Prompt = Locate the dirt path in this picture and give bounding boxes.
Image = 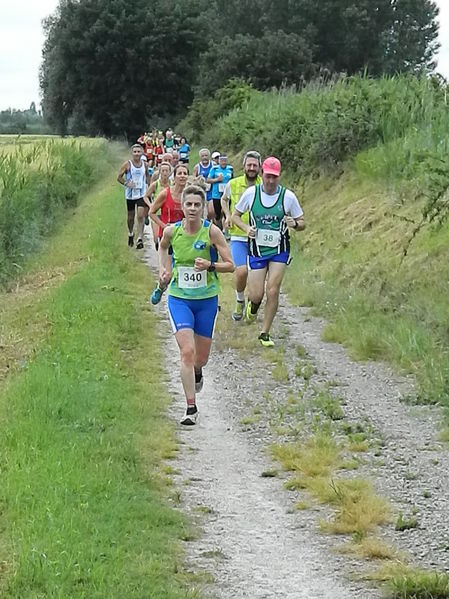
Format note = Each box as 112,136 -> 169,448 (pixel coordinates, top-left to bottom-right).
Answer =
143,230 -> 449,598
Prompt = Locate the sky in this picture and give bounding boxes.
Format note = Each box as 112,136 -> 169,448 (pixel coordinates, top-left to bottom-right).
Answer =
0,0 -> 449,112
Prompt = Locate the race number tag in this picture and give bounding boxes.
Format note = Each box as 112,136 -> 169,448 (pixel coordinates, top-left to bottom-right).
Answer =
218,183 -> 225,193
256,228 -> 281,248
178,267 -> 207,289
205,183 -> 211,191
131,176 -> 143,198
179,152 -> 187,159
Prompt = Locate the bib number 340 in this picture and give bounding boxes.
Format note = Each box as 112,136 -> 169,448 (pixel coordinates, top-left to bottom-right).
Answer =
178,267 -> 207,289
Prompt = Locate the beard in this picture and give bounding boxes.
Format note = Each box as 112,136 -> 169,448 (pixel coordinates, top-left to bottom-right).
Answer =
246,171 -> 258,182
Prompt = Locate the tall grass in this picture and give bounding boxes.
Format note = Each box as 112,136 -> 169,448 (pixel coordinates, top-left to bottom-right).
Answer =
196,75 -> 449,196
0,138 -> 109,285
0,163 -> 201,597
184,75 -> 449,406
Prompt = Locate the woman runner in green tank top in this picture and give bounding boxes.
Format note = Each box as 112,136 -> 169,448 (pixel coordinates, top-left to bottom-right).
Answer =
157,179 -> 234,425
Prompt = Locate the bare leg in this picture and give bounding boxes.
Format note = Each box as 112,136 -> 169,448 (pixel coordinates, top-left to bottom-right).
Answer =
194,334 -> 213,371
247,266 -> 268,307
136,205 -> 145,241
235,265 -> 248,294
262,262 -> 287,334
207,200 -> 215,221
127,208 -> 135,234
174,329 -> 196,403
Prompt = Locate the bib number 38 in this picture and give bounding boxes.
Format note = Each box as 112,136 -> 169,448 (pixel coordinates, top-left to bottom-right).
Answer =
178,267 -> 207,289
257,228 -> 281,248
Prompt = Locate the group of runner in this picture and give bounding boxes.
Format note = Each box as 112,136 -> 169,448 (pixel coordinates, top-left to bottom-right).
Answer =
117,143 -> 305,425
137,128 -> 191,168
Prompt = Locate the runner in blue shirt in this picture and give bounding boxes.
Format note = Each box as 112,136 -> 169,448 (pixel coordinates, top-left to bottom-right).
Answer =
207,154 -> 234,227
178,137 -> 191,164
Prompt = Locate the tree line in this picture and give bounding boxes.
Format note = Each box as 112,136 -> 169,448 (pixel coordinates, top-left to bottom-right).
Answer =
0,103 -> 51,135
40,0 -> 440,139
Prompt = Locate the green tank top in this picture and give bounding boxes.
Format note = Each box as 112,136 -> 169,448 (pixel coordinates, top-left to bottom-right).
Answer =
249,185 -> 289,258
168,220 -> 220,299
228,174 -> 261,238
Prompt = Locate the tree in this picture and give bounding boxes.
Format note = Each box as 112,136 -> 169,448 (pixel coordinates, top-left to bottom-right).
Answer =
197,32 -> 315,97
195,0 -> 439,99
40,0 -> 205,138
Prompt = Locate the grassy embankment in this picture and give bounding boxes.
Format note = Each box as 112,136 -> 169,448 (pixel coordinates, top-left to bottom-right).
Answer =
0,140 -> 202,597
179,76 -> 449,597
181,75 -> 449,410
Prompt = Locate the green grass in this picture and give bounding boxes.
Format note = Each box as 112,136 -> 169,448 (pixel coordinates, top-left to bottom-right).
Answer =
0,156 -> 201,597
186,75 -> 449,412
281,170 -> 449,409
0,137 -> 109,285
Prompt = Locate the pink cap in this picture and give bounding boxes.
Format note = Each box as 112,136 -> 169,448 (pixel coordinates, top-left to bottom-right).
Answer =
262,156 -> 281,176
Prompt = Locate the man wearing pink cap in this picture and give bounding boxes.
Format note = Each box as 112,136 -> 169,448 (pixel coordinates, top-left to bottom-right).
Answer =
232,156 -> 305,347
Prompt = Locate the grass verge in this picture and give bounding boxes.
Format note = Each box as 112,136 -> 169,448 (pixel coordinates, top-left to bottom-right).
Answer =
0,155 -> 200,598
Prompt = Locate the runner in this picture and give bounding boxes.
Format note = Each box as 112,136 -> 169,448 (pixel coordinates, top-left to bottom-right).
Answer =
211,151 -> 220,167
178,137 -> 191,164
157,178 -> 234,424
149,163 -> 189,303
154,134 -> 165,166
207,154 -> 234,227
144,161 -> 172,250
164,129 -> 175,154
221,150 -> 262,320
117,144 -> 150,249
171,150 -> 180,169
193,148 -> 213,206
232,156 -> 305,346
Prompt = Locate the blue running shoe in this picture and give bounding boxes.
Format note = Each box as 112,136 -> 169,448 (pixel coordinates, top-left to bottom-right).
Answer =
150,284 -> 165,305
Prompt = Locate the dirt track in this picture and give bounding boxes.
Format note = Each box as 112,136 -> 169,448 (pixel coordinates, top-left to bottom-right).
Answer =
143,228 -> 449,598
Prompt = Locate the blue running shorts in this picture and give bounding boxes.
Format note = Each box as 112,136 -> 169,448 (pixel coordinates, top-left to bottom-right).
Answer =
230,239 -> 248,268
248,251 -> 290,270
168,295 -> 219,338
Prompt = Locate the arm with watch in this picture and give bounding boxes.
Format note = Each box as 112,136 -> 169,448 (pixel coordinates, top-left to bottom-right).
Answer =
284,215 -> 305,231
193,224 -> 234,274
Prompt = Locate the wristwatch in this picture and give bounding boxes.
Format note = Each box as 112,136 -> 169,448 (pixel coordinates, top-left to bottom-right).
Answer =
208,262 -> 216,272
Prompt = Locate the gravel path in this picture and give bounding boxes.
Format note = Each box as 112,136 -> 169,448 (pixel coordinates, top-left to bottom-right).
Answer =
143,230 -> 449,598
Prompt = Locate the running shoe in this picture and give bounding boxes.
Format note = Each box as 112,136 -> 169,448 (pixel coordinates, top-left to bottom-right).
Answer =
195,370 -> 204,393
232,300 -> 245,321
258,332 -> 274,347
136,238 -> 144,250
128,233 -> 134,247
144,216 -> 150,226
180,405 -> 198,426
245,301 -> 257,324
150,284 -> 165,305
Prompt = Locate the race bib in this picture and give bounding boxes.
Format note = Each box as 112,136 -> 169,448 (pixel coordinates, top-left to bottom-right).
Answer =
178,267 -> 207,289
218,183 -> 225,193
257,228 -> 281,248
180,152 -> 187,159
205,183 -> 211,191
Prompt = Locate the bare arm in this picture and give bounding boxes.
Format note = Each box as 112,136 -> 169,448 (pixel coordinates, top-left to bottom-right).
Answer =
207,173 -> 223,184
220,188 -> 232,228
158,225 -> 174,286
143,181 -> 157,209
117,161 -> 130,186
149,189 -> 167,229
232,209 -> 256,239
284,215 -> 305,231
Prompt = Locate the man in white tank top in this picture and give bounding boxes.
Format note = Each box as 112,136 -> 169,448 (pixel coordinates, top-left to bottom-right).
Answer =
117,144 -> 151,249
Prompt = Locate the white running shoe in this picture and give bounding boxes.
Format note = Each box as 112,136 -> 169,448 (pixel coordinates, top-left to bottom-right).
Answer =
180,405 -> 198,426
